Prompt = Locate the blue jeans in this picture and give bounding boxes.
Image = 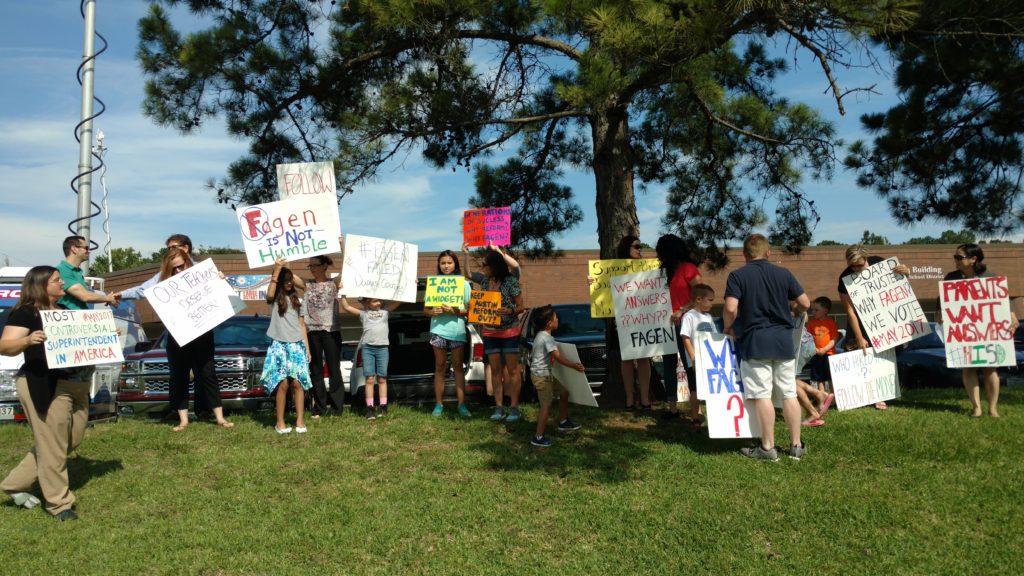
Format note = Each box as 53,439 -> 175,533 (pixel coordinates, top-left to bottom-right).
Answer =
362,345 -> 389,377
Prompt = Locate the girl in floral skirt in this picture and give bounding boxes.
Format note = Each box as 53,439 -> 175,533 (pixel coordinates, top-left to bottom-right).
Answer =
261,259 -> 313,434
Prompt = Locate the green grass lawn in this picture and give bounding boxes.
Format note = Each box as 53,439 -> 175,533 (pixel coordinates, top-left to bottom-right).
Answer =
1,387 -> 1022,575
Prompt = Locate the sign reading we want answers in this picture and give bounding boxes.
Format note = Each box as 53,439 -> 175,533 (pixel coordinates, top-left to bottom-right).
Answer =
588,258 -> 661,318
841,256 -> 931,352
610,269 -> 675,361
940,276 -> 1016,368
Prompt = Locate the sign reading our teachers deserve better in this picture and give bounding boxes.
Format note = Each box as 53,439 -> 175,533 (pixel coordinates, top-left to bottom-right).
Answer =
145,259 -> 238,346
610,269 -> 675,361
841,256 -> 931,352
424,276 -> 466,308
693,332 -> 759,439
463,206 -> 511,247
341,234 -> 418,303
939,276 -> 1016,368
40,309 -> 123,369
588,258 -> 661,318
828,348 -> 900,411
236,194 -> 341,268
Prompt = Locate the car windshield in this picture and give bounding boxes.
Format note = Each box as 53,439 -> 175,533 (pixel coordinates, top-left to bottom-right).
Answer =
155,317 -> 272,349
551,306 -> 605,338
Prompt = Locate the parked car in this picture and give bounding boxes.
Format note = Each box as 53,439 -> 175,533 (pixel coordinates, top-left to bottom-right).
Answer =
896,322 -> 1024,388
1,269 -> 146,424
519,304 -> 608,399
117,314 -> 275,416
346,280 -> 486,406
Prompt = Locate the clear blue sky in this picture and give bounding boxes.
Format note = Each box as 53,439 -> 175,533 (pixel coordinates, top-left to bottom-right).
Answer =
0,1 -> 999,269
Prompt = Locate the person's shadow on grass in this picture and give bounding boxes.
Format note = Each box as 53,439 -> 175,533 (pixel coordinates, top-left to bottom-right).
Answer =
68,456 -> 123,491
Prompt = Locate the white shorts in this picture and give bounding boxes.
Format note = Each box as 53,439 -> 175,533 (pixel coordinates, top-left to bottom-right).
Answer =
740,357 -> 796,400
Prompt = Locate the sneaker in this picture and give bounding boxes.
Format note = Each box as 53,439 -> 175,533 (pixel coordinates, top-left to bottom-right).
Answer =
739,445 -> 779,462
457,404 -> 472,418
505,407 -> 521,423
294,426 -> 308,434
801,418 -> 825,428
274,426 -> 292,435
557,418 -> 582,432
54,509 -> 78,521
531,435 -> 552,447
787,443 -> 808,461
432,404 -> 444,417
489,407 -> 505,421
819,393 -> 834,418
378,405 -> 389,417
10,492 -> 40,509
366,407 -> 376,421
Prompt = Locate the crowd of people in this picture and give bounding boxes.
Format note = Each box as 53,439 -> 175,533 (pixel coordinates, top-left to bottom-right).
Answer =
1,231 -> 1017,519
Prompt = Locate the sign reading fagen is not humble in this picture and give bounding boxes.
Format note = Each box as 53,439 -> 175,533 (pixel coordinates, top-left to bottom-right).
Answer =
841,256 -> 931,352
940,276 -> 1016,368
40,309 -> 123,369
145,259 -> 239,346
611,270 -> 675,361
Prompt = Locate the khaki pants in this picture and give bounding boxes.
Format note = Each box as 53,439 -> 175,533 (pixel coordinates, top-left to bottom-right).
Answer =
1,377 -> 89,515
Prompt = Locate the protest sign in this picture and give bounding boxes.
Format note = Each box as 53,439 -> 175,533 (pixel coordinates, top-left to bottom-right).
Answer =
463,207 -> 511,247
424,275 -> 466,308
841,257 -> 931,352
40,309 -> 123,369
588,258 -> 661,318
693,332 -> 759,438
939,276 -> 1016,368
341,234 -> 418,302
276,161 -> 336,202
611,269 -> 675,361
551,342 -> 599,407
237,194 -> 341,268
468,290 -> 502,325
828,348 -> 900,410
145,259 -> 238,346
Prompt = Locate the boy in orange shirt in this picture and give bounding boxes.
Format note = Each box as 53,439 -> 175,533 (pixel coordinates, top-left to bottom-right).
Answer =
806,296 -> 839,393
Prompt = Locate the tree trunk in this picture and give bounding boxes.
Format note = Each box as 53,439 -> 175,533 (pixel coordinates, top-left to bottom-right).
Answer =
591,103 -> 639,409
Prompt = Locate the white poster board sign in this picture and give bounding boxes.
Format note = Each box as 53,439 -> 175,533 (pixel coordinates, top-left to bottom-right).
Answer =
939,276 -> 1016,368
40,309 -> 123,369
236,194 -> 341,268
276,161 -> 336,202
340,234 -> 418,303
551,342 -> 599,407
828,348 -> 901,411
693,333 -> 759,439
841,257 -> 931,352
611,270 -> 675,361
145,259 -> 238,346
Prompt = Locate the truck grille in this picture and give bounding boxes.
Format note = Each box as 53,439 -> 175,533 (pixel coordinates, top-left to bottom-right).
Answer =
577,346 -> 607,371
143,358 -> 246,374
142,375 -> 250,394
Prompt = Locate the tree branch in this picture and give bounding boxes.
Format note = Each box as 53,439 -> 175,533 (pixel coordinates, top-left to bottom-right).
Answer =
776,17 -> 847,116
458,30 -> 582,60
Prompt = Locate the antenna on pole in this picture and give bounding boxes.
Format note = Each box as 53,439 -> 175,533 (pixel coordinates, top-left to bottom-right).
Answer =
94,130 -> 112,273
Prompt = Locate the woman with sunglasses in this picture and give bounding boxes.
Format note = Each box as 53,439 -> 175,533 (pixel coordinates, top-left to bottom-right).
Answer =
943,244 -> 1019,417
612,235 -> 655,412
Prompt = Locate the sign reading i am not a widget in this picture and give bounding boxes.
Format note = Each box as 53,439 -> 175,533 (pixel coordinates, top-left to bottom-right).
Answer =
610,270 -> 676,361
587,258 -> 662,318
463,207 -> 511,247
841,257 -> 931,352
940,276 -> 1016,368
341,234 -> 418,303
236,194 -> 341,268
828,348 -> 901,411
40,309 -> 123,369
424,275 -> 466,308
693,333 -> 759,439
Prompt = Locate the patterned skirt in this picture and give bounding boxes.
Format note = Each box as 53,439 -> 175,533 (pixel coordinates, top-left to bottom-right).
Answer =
261,340 -> 312,393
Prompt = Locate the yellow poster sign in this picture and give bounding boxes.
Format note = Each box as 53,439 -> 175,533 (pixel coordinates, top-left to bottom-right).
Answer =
468,290 -> 502,325
588,258 -> 662,318
425,275 -> 466,308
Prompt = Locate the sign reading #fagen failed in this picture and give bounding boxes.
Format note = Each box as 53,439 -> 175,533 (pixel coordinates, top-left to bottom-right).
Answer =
611,269 -> 675,361
940,276 -> 1015,368
40,309 -> 123,369
841,257 -> 931,352
236,194 -> 341,268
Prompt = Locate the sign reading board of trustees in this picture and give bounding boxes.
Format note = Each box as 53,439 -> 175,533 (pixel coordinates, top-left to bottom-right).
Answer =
463,206 -> 511,247
939,276 -> 1016,368
840,257 -> 931,352
588,258 -> 661,318
610,269 -> 676,361
40,309 -> 124,369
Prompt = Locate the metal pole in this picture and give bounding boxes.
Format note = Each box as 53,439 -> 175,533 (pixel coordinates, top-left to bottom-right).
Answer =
94,130 -> 112,273
76,0 -> 97,275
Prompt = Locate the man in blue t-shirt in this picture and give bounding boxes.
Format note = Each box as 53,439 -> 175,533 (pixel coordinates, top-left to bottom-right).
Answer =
723,234 -> 810,462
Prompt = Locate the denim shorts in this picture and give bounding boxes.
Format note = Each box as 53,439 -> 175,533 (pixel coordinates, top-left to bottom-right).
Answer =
483,335 -> 519,355
362,344 -> 389,377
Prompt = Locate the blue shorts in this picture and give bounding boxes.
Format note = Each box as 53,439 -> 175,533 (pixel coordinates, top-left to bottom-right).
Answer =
483,335 -> 519,356
362,344 -> 389,377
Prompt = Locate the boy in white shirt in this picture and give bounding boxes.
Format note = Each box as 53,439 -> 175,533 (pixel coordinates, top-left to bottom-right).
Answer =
680,284 -> 718,428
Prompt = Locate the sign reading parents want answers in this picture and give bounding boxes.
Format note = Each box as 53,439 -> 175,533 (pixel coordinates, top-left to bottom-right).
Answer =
145,259 -> 238,346
40,309 -> 123,369
341,234 -> 418,303
940,276 -> 1016,368
841,256 -> 931,352
611,269 -> 675,361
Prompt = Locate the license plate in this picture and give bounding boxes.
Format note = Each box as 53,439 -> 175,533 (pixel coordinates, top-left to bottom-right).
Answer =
0,405 -> 15,420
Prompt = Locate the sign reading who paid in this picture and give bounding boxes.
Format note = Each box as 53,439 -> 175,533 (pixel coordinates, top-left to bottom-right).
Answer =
40,309 -> 123,369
